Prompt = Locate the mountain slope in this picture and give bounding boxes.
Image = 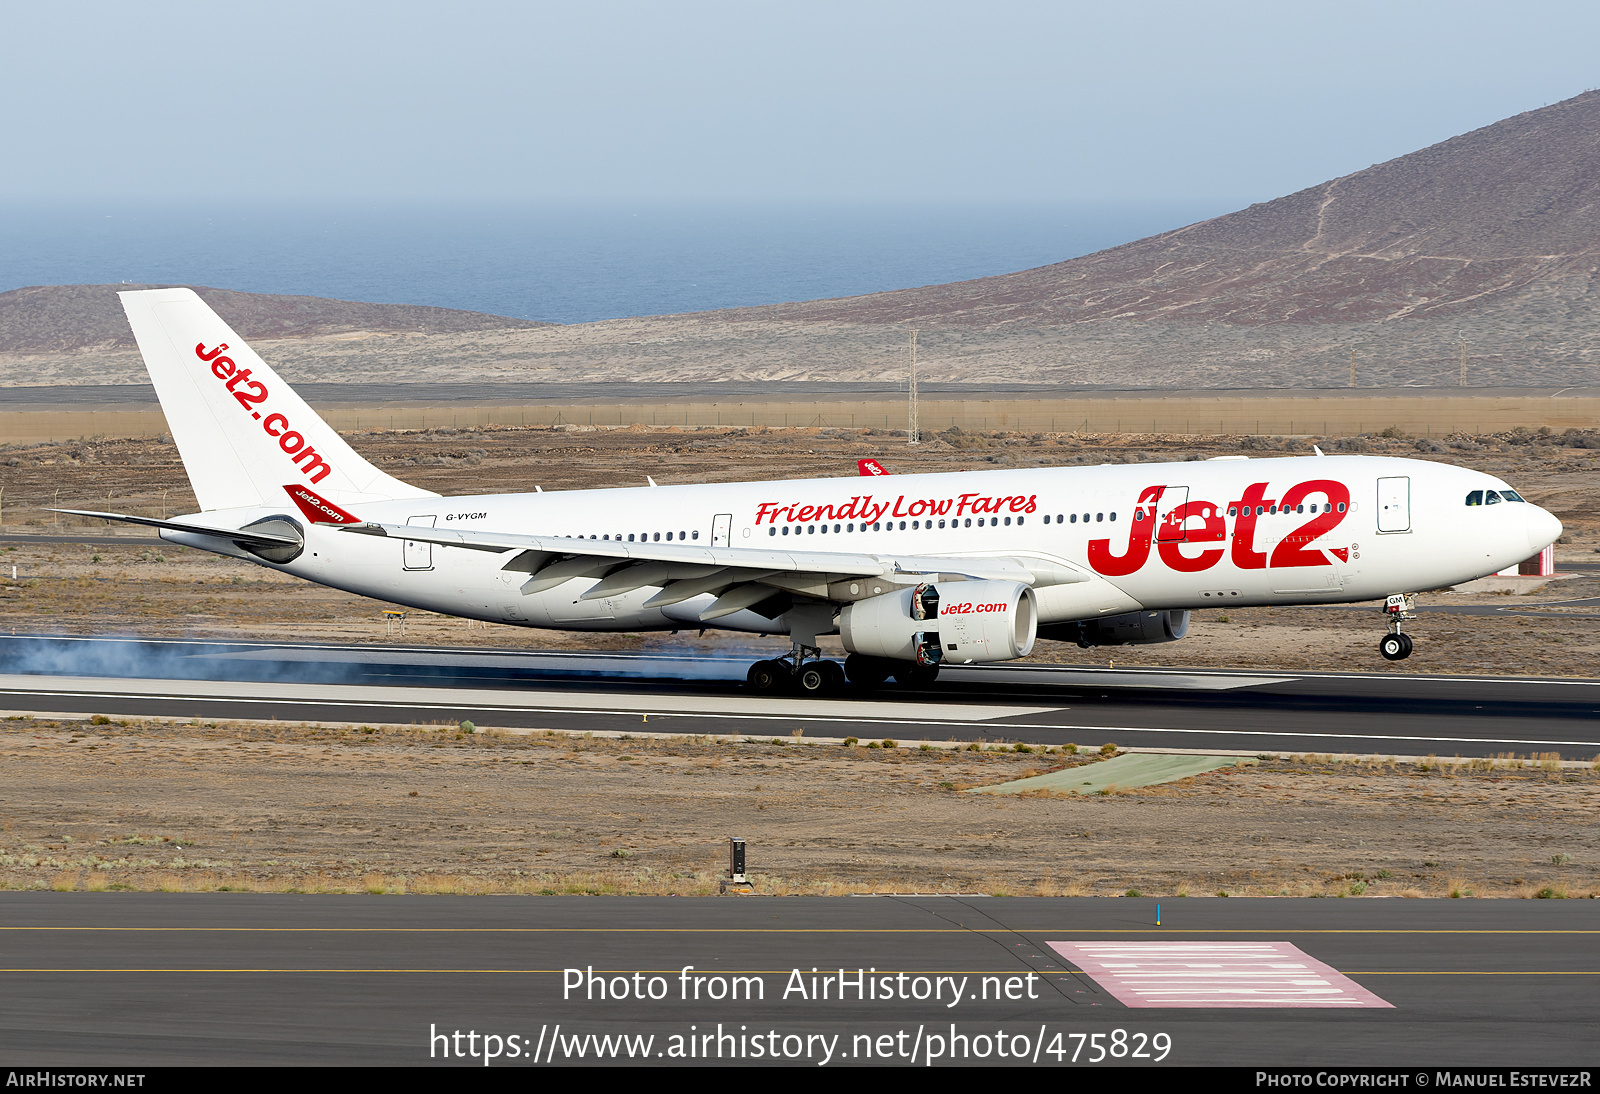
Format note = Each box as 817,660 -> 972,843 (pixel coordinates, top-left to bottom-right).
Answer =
0,284 -> 548,355
718,91 -> 1600,328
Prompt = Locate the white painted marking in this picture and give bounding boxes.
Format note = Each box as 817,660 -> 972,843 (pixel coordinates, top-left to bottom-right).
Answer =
1048,941 -> 1393,1009
0,674 -> 1051,723
949,667 -> 1293,691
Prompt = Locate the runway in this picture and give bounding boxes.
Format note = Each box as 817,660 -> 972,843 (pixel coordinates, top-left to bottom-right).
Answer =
1,893 -> 1594,1066
3,634 -> 1598,759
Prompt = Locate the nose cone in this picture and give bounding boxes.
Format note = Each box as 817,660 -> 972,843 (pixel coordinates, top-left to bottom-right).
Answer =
1527,505 -> 1563,554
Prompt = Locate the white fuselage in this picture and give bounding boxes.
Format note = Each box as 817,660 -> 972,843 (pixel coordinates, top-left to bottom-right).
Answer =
162,453 -> 1560,638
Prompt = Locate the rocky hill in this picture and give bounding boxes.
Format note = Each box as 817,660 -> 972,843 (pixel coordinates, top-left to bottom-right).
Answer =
0,284 -> 548,355
719,90 -> 1600,329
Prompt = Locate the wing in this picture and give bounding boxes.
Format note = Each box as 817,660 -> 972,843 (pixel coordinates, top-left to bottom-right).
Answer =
340,521 -> 1088,621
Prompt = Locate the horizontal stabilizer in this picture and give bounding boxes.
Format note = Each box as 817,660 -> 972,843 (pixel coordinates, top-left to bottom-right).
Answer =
48,509 -> 302,547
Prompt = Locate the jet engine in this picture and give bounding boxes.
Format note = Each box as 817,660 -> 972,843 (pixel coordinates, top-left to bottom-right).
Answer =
237,514 -> 305,564
1039,610 -> 1190,648
838,580 -> 1038,666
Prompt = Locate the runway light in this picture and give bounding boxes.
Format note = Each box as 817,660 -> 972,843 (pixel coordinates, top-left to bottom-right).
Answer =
1156,903 -> 1161,926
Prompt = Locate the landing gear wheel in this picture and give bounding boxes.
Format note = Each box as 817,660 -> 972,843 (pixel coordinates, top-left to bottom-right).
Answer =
819,660 -> 846,693
747,659 -> 793,692
893,662 -> 941,686
1379,633 -> 1412,661
844,653 -> 892,690
796,662 -> 831,695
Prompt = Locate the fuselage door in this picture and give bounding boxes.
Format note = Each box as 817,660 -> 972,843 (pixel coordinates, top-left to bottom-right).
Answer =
403,514 -> 438,570
1376,477 -> 1411,533
712,513 -> 732,547
1154,486 -> 1190,542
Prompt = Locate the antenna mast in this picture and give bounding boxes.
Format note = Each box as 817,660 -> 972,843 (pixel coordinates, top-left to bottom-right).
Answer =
907,329 -> 920,446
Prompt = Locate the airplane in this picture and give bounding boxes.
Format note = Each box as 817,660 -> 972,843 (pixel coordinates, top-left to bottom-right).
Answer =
59,288 -> 1563,695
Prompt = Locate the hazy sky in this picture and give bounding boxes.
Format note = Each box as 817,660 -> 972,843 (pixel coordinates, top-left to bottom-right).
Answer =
4,0 -> 1597,206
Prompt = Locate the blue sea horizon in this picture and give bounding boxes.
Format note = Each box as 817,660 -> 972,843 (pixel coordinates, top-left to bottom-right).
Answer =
0,200 -> 1231,326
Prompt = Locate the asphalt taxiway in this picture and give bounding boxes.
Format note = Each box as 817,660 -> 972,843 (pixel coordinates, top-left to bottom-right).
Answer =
3,634 -> 1598,759
1,894 -> 1594,1066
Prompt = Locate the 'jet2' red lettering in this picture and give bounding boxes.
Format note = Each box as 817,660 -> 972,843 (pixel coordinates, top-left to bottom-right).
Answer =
196,342 -> 334,485
1092,481 -> 1349,576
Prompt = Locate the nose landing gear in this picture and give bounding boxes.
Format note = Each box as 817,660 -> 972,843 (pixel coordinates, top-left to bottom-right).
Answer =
1379,593 -> 1417,661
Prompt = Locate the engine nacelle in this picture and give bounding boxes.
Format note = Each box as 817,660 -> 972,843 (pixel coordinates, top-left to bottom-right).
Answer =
1039,610 -> 1190,648
838,580 -> 1038,665
238,514 -> 305,564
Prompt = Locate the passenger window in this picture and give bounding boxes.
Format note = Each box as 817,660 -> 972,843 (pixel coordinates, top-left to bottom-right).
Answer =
768,527 -> 776,536
1465,491 -> 1483,506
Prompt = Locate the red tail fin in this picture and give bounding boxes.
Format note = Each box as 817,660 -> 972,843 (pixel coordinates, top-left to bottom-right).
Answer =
283,484 -> 360,524
858,458 -> 888,476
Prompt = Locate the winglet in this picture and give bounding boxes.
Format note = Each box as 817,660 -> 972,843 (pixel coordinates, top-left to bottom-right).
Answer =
283,484 -> 360,525
858,458 -> 888,476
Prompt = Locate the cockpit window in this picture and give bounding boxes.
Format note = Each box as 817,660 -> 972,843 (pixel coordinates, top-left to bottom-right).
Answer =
1501,489 -> 1525,503
1485,490 -> 1502,505
1465,490 -> 1483,506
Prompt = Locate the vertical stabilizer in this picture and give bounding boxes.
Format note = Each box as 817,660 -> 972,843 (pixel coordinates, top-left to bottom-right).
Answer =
119,288 -> 437,512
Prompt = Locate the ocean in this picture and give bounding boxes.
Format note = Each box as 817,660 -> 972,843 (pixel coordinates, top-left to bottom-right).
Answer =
0,201 -> 1227,325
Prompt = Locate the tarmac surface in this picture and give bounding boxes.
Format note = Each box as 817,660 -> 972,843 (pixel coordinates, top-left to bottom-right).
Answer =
0,893 -> 1594,1066
3,634 -> 1598,759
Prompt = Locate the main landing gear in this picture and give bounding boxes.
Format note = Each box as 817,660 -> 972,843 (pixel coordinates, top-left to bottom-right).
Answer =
745,649 -> 940,695
1379,593 -> 1417,661
747,644 -> 846,695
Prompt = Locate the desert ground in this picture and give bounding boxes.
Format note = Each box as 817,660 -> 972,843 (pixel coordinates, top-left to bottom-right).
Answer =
1,716 -> 1594,900
1,424 -> 1596,899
